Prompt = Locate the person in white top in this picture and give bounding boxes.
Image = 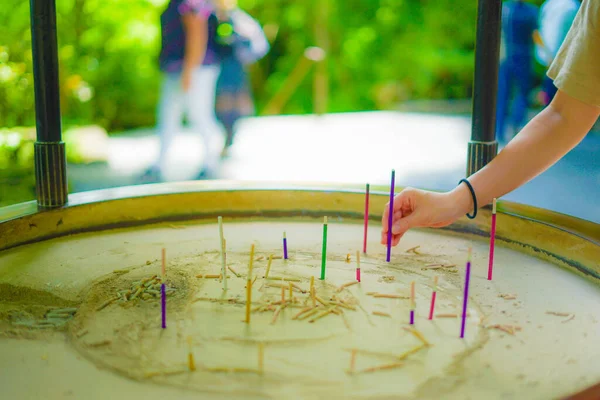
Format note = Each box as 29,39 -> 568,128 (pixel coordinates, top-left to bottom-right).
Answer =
536,0 -> 580,105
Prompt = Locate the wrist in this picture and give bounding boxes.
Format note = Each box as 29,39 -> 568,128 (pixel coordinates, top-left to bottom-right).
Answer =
449,183 -> 474,219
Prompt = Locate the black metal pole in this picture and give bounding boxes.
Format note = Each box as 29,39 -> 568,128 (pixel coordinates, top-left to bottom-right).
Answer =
467,0 -> 502,176
30,0 -> 68,208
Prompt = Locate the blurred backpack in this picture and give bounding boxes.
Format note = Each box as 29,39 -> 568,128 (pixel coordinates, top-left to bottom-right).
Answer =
208,8 -> 269,65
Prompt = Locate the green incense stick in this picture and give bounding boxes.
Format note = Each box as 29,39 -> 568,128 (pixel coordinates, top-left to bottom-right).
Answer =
320,216 -> 328,280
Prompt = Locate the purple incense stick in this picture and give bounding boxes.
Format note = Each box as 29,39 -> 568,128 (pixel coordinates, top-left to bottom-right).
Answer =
410,309 -> 414,325
386,170 -> 396,262
283,232 -> 288,260
460,250 -> 472,338
161,283 -> 166,329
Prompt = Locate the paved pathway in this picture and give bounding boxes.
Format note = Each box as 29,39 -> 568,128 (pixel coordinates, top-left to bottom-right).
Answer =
68,111 -> 600,224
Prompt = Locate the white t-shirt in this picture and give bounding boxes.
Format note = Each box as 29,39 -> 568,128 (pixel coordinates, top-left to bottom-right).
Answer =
536,0 -> 581,66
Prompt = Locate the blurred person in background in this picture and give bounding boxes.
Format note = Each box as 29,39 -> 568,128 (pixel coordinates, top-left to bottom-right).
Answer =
496,0 -> 539,143
535,0 -> 580,106
212,0 -> 269,158
144,0 -> 222,182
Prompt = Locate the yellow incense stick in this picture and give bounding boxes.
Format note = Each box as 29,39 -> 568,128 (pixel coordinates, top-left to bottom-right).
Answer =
265,254 -> 273,279
248,244 -> 255,279
218,217 -> 226,291
245,279 -> 252,323
186,336 -> 196,371
289,282 -> 293,302
258,343 -> 264,373
244,244 -> 255,323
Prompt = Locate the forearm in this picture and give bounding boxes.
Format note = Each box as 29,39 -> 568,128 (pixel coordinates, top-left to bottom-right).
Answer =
182,16 -> 207,71
183,32 -> 206,71
450,92 -> 599,215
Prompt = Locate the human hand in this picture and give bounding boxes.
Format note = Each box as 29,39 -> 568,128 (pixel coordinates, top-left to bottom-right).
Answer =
182,68 -> 193,92
380,186 -> 472,247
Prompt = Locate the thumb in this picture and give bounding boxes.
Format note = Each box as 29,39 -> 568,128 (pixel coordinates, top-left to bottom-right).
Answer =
391,213 -> 418,236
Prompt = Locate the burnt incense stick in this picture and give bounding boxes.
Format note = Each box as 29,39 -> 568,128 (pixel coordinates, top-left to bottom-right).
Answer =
337,281 -> 359,292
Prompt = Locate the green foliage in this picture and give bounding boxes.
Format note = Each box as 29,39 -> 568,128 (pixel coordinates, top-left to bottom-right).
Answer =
0,0 -> 547,131
0,0 -> 164,131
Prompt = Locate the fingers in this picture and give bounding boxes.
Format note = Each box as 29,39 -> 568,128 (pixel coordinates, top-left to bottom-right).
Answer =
382,210 -> 402,234
381,202 -> 390,230
380,231 -> 404,247
391,214 -> 416,236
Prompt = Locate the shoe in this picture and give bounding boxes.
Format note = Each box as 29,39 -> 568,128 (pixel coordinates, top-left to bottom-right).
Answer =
140,166 -> 161,183
194,166 -> 219,180
220,147 -> 230,159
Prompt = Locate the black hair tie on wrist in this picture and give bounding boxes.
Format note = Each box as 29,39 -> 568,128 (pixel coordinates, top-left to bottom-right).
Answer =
458,179 -> 478,219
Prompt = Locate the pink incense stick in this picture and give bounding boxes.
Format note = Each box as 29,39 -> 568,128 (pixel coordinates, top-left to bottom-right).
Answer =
487,199 -> 497,280
428,276 -> 438,320
386,171 -> 395,262
363,183 -> 370,253
460,248 -> 472,338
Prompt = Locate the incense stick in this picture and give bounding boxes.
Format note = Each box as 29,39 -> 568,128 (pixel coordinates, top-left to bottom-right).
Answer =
310,276 -> 316,307
386,170 -> 395,262
187,336 -> 196,371
265,254 -> 273,279
460,248 -> 472,338
350,349 -> 357,373
428,276 -> 438,320
320,216 -> 328,280
218,217 -> 226,291
337,281 -> 359,292
363,183 -> 370,254
161,283 -> 166,329
356,250 -> 361,282
161,248 -> 166,280
245,244 -> 255,324
258,343 -> 264,373
488,198 -> 497,280
283,231 -> 288,260
372,311 -> 391,317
